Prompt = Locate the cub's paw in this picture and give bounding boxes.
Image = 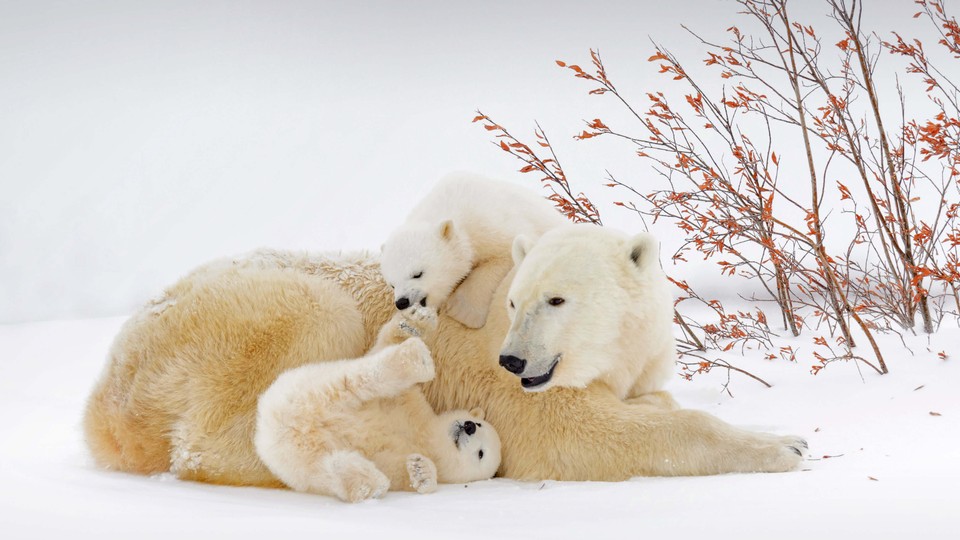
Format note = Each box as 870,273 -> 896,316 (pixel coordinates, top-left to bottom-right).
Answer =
383,338 -> 435,384
335,461 -> 390,503
406,454 -> 438,494
400,305 -> 439,336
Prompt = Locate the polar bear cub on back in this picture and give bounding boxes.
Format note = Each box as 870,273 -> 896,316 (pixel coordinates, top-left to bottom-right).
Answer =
255,335 -> 501,503
380,173 -> 566,328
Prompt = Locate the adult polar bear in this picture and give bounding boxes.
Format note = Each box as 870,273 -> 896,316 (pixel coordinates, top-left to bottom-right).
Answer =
85,236 -> 804,485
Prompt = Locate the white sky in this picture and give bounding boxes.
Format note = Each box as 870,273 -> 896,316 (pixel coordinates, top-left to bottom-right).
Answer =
0,0 -> 927,322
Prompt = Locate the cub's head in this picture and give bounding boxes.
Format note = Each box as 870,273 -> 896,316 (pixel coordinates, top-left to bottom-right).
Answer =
431,408 -> 501,483
380,220 -> 473,312
499,224 -> 666,392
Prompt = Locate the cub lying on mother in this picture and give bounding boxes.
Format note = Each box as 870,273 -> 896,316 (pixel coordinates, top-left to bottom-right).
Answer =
84,220 -> 806,488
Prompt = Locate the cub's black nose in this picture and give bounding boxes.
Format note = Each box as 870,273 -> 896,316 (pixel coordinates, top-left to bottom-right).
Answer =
395,297 -> 410,310
463,421 -> 476,435
499,354 -> 526,375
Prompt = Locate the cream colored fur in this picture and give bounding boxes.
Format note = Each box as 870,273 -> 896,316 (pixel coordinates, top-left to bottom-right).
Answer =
502,224 -> 677,399
254,328 -> 500,502
380,173 -> 566,329
84,246 -> 806,488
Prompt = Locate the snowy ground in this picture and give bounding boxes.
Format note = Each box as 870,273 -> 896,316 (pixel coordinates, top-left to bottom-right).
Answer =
1,315 -> 956,540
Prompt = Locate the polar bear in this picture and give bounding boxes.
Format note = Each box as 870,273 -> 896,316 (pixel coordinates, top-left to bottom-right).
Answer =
380,173 -> 565,329
499,224 -> 675,402
254,331 -> 501,502
84,246 -> 806,489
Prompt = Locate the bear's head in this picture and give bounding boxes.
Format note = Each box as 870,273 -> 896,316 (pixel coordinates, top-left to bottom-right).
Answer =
380,220 -> 473,313
429,407 -> 501,483
499,224 -> 671,392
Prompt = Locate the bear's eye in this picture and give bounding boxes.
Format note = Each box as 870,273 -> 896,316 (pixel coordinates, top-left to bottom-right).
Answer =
508,300 -> 515,310
412,271 -> 423,279
478,449 -> 484,460
548,297 -> 565,306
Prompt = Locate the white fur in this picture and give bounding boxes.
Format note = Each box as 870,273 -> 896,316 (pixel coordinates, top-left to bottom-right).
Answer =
254,339 -> 500,501
380,173 -> 566,328
502,224 -> 676,398
429,408 -> 502,484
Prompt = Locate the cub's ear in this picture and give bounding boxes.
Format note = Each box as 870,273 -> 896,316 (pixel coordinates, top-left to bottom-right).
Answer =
439,220 -> 456,241
469,407 -> 485,420
627,233 -> 660,271
512,235 -> 535,266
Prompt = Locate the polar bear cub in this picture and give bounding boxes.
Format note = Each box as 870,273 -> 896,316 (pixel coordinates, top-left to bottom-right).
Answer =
500,224 -> 677,404
255,313 -> 501,503
380,173 -> 566,329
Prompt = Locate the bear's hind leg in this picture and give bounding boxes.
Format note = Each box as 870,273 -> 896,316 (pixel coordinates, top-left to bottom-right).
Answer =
376,338 -> 436,389
327,337 -> 436,403
315,451 -> 391,502
624,390 -> 680,410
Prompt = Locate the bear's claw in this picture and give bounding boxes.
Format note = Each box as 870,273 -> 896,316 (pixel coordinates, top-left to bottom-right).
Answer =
406,454 -> 438,494
776,435 -> 809,467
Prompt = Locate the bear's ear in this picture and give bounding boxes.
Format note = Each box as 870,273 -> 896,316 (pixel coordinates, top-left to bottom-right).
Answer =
439,220 -> 456,241
627,233 -> 660,271
512,235 -> 534,265
469,407 -> 485,420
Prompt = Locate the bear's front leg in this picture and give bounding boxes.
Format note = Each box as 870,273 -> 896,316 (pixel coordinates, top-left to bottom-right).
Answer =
406,454 -> 438,494
400,305 -> 439,338
372,306 -> 439,351
369,451 -> 438,494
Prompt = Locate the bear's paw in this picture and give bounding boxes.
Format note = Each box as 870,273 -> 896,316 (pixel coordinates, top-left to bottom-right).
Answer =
406,454 -> 438,494
333,459 -> 391,503
399,305 -> 439,337
382,338 -> 435,384
762,434 -> 809,472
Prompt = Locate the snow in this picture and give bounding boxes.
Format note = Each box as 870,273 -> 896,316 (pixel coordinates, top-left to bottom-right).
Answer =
1,316 -> 956,539
0,0 -> 924,324
2,1 -> 958,538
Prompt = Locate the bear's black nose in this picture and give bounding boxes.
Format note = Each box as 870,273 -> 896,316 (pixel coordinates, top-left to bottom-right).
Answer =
463,421 -> 476,435
395,297 -> 410,310
499,354 -> 526,375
